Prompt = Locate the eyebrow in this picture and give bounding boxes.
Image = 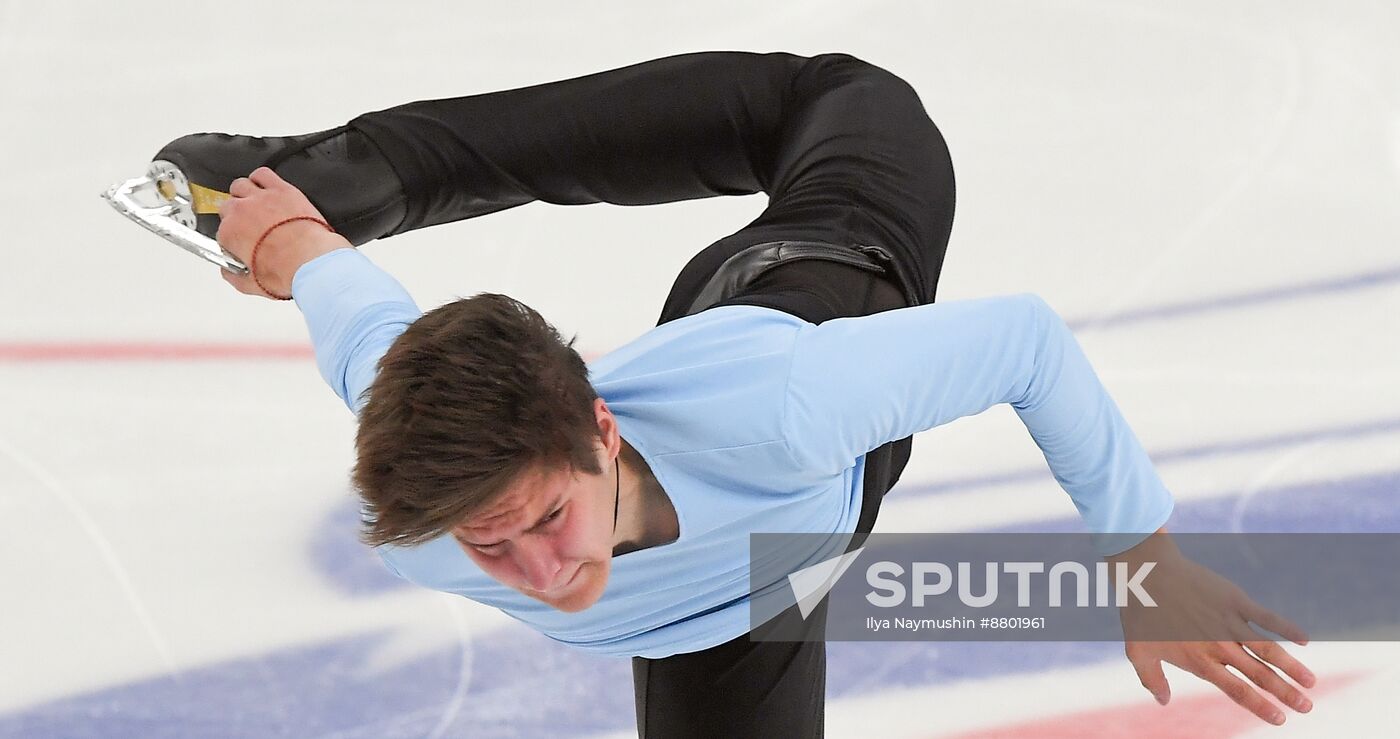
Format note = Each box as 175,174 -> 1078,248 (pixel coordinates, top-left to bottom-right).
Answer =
459,496 -> 564,548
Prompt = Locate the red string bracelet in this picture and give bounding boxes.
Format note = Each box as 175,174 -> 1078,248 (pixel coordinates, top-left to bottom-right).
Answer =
249,216 -> 337,301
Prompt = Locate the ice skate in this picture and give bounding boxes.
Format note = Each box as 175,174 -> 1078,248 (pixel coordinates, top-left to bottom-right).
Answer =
102,126 -> 406,273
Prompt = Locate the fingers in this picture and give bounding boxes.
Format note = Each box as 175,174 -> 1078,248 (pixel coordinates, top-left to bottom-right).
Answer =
1222,641 -> 1314,716
1199,661 -> 1288,726
1232,621 -> 1316,689
1127,649 -> 1171,705
220,266 -> 248,293
1247,641 -> 1317,689
229,176 -> 260,198
1243,597 -> 1310,646
230,167 -> 286,198
247,166 -> 286,189
221,266 -> 266,298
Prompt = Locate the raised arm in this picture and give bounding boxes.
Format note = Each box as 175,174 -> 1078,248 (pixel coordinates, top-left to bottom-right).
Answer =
781,293 -> 1174,554
215,167 -> 418,413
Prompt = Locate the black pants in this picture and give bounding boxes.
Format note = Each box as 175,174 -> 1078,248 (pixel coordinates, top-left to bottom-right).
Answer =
349,51 -> 955,738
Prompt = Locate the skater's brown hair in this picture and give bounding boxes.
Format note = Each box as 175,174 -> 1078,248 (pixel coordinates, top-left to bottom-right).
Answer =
353,293 -> 603,548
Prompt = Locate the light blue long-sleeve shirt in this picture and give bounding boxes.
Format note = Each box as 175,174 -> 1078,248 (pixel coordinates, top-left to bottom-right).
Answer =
292,248 -> 1174,658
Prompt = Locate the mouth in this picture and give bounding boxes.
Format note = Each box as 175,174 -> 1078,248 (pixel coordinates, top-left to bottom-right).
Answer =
528,565 -> 582,596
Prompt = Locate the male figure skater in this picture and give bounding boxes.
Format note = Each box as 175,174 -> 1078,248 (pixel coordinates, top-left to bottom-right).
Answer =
160,51 -> 1314,736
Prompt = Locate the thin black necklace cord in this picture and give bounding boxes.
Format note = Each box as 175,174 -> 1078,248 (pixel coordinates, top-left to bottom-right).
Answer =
612,457 -> 621,533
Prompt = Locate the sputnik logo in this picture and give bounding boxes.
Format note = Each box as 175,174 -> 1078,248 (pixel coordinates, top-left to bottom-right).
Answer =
787,547 -> 866,619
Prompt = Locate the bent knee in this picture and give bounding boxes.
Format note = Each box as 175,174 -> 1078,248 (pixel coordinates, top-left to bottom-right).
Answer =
798,52 -> 924,106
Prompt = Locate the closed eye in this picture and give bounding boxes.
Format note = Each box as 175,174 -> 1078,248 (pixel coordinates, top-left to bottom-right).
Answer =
459,504 -> 565,555
467,539 -> 504,556
453,530 -> 504,556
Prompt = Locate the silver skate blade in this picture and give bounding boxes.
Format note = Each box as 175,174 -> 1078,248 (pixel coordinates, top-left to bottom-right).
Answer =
101,166 -> 249,275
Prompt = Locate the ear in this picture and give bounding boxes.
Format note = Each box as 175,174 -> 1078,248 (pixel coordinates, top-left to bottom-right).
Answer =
593,397 -> 620,461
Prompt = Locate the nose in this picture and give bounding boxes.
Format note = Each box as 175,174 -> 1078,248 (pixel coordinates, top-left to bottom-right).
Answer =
512,539 -> 565,592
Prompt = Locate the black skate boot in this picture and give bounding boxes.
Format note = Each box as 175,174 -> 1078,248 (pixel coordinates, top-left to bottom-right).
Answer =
149,125 -> 408,247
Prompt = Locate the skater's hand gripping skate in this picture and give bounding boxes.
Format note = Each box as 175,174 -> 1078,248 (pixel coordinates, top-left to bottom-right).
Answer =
216,167 -> 350,300
1114,530 -> 1316,726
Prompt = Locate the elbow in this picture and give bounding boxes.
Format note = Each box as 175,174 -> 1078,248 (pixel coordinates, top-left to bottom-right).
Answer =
1022,292 -> 1073,352
1008,293 -> 1068,412
1020,293 -> 1063,327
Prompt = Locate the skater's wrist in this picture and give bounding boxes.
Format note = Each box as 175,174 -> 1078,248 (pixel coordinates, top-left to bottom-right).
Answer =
255,222 -> 351,297
1105,526 -> 1183,567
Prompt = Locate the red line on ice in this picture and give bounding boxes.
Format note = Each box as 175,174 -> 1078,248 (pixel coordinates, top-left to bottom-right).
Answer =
941,670 -> 1365,739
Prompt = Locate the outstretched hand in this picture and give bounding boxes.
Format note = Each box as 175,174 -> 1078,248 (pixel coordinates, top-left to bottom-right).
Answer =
1114,530 -> 1316,726
216,167 -> 350,299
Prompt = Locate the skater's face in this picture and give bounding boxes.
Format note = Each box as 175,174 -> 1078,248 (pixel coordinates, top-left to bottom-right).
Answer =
449,406 -> 621,613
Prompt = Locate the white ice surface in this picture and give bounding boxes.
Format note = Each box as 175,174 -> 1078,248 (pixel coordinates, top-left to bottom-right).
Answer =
1,1 -> 1397,737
